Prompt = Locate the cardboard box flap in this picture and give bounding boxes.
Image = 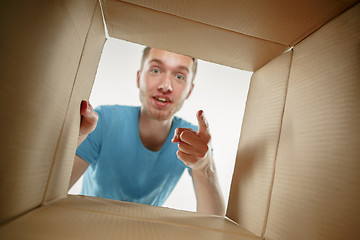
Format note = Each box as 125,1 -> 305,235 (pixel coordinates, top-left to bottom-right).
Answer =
42,2 -> 106,205
264,4 -> 360,239
63,0 -> 99,43
117,0 -> 357,46
101,0 -> 289,71
227,51 -> 292,236
101,0 -> 357,71
0,195 -> 261,240
0,0 -> 99,225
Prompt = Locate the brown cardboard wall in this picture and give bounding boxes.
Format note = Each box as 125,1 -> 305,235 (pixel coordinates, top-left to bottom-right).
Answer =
102,0 -> 289,71
1,0 -> 359,238
42,3 -> 106,205
264,4 -> 360,240
102,0 -> 357,72
117,0 -> 357,46
0,0 -> 98,224
226,51 -> 292,236
0,195 -> 261,240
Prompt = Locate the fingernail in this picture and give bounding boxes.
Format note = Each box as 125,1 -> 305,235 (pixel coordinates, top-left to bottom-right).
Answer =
81,100 -> 87,110
200,111 -> 205,121
171,131 -> 177,141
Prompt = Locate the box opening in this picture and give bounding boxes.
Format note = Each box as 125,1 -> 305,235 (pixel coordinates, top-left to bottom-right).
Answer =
68,37 -> 252,212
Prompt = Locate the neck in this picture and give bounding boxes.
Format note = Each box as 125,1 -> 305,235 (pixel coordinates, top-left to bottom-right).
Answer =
138,108 -> 173,151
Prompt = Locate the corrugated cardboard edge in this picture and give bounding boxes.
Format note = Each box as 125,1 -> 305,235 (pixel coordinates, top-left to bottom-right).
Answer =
0,195 -> 261,240
226,50 -> 293,236
101,0 -> 289,72
260,49 -> 293,239
41,1 -> 106,206
117,0 -> 358,47
259,3 -> 360,237
262,3 -> 360,239
0,1 -> 93,226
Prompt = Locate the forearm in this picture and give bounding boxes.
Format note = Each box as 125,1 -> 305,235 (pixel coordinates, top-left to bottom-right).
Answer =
173,110 -> 224,215
70,133 -> 90,190
68,155 -> 89,190
68,100 -> 96,190
191,157 -> 225,216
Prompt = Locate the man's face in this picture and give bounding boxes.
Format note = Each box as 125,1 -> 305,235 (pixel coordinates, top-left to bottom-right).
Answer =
137,48 -> 194,121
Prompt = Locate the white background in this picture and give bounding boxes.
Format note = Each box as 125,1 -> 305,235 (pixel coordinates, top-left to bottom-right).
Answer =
69,37 -> 252,212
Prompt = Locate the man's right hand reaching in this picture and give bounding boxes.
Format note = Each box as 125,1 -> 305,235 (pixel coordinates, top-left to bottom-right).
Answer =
78,100 -> 98,147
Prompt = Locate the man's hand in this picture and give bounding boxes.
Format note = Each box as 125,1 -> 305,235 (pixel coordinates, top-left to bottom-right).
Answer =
172,110 -> 225,215
172,110 -> 211,170
78,100 -> 98,146
69,100 -> 97,190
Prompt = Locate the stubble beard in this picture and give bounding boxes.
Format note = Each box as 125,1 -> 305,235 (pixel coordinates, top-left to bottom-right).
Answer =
139,90 -> 184,121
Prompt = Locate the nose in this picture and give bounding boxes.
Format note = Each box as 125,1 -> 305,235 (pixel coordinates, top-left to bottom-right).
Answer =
158,73 -> 172,92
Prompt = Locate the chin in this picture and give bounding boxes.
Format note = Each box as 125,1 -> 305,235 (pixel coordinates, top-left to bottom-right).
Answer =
143,99 -> 182,121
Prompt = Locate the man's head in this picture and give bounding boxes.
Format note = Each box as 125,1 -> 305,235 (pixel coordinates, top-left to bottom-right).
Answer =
140,47 -> 198,82
137,47 -> 197,121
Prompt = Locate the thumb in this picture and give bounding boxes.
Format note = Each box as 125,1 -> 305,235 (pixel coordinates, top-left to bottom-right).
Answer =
80,100 -> 98,124
196,110 -> 210,139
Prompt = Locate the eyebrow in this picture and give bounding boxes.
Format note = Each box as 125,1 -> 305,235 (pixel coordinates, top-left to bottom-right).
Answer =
149,59 -> 189,73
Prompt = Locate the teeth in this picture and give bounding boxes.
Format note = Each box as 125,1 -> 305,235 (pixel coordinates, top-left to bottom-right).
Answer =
156,97 -> 167,102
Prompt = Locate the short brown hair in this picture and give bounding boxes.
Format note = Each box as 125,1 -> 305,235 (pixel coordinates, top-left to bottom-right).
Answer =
140,47 -> 198,82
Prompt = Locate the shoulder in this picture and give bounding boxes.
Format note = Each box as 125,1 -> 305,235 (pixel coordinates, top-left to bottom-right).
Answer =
173,116 -> 198,132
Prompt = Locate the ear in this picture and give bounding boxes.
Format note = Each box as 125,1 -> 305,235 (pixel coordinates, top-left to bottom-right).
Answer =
136,70 -> 140,88
186,83 -> 194,99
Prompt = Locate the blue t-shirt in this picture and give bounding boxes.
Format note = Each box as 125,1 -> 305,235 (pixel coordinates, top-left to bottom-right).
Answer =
76,105 -> 197,206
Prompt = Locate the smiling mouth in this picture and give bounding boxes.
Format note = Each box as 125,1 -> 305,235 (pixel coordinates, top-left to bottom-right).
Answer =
154,97 -> 169,103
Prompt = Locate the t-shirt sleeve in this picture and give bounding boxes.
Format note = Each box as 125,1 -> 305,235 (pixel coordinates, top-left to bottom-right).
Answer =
76,108 -> 103,165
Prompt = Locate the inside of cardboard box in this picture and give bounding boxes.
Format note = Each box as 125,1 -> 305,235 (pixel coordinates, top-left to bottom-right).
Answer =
1,0 -> 359,238
68,37 -> 253,212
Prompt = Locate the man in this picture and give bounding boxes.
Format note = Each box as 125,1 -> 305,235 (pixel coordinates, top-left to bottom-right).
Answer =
69,47 -> 225,216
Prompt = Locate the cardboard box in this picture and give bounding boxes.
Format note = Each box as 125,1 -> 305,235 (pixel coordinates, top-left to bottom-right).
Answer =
0,0 -> 359,239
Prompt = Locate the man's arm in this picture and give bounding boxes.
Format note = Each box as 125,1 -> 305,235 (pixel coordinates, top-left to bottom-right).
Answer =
68,155 -> 89,190
172,110 -> 225,216
190,156 -> 225,215
68,100 -> 98,190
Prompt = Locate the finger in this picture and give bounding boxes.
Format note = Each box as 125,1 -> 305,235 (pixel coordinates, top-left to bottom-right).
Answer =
80,100 -> 88,115
80,100 -> 94,115
178,141 -> 196,154
80,100 -> 98,125
178,140 -> 209,159
179,128 -> 198,143
172,127 -> 197,143
196,110 -> 210,140
172,128 -> 187,143
176,150 -> 197,166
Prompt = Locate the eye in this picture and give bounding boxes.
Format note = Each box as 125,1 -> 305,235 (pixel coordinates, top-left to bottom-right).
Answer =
150,68 -> 160,74
175,74 -> 185,81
